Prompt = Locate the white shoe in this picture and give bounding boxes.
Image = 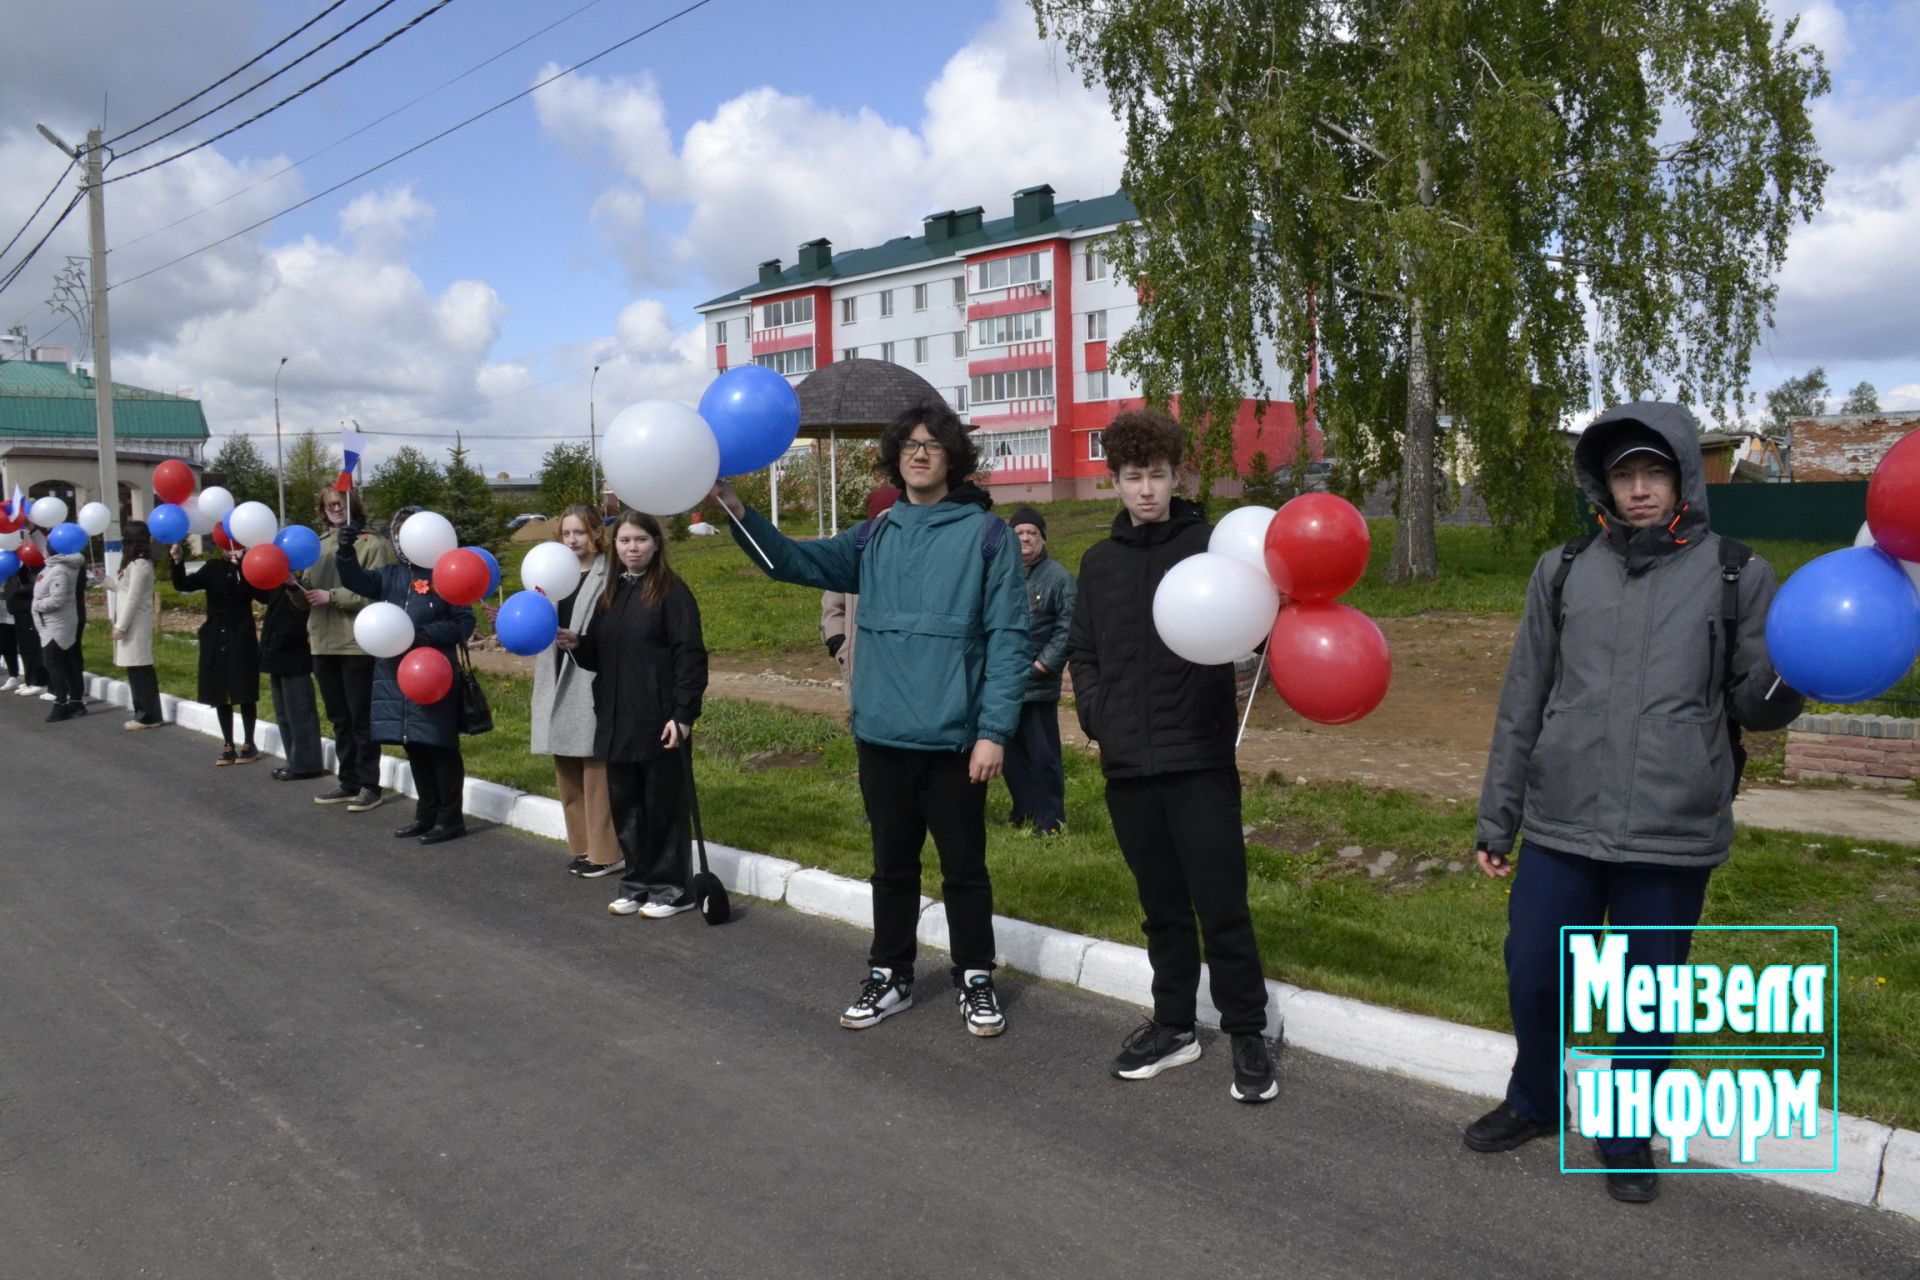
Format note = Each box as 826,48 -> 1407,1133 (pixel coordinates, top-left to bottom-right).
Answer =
15,684 -> 40,696
39,691 -> 57,702
0,677 -> 18,692
608,896 -> 643,916
637,898 -> 696,919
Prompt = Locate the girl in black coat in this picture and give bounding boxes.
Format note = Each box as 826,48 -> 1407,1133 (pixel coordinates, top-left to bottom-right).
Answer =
171,540 -> 263,765
250,577 -> 327,779
569,509 -> 708,918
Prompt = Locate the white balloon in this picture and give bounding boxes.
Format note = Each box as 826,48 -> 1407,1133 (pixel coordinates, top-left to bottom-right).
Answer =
29,496 -> 67,529
353,601 -> 416,658
76,501 -> 112,537
198,486 -> 235,520
1857,521 -> 1920,592
602,399 -> 721,515
229,500 -> 279,548
0,530 -> 20,551
1152,551 -> 1282,666
397,510 -> 458,567
1209,505 -> 1278,573
186,504 -> 216,537
521,540 -> 584,601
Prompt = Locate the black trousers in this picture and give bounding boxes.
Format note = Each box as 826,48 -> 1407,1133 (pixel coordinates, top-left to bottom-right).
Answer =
1003,700 -> 1066,829
1105,766 -> 1268,1036
314,655 -> 379,790
269,673 -> 325,773
403,742 -> 466,827
44,639 -> 82,705
13,619 -> 46,686
607,752 -> 691,904
857,741 -> 995,983
0,623 -> 17,677
127,665 -> 163,725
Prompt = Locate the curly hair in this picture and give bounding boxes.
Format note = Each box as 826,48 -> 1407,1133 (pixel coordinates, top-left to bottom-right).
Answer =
1102,409 -> 1186,474
875,397 -> 977,489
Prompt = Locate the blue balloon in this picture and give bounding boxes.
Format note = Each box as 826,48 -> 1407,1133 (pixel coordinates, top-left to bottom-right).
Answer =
0,551 -> 18,581
48,522 -> 88,555
495,588 -> 559,656
1766,546 -> 1920,703
471,545 -> 502,598
148,503 -> 189,544
275,524 -> 322,571
699,364 -> 802,477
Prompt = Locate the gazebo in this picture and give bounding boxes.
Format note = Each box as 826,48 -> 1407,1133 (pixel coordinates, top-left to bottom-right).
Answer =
786,358 -> 949,534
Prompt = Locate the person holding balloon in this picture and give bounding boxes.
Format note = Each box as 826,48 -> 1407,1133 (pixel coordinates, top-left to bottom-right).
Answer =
248,566 -> 328,781
333,507 -> 477,846
170,538 -> 264,764
1065,409 -> 1278,1104
112,520 -> 163,730
4,536 -> 50,697
31,535 -> 88,722
305,488 -> 396,813
1464,403 -> 1804,1204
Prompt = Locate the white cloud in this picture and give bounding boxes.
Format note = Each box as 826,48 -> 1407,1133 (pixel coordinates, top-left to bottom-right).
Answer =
1886,383 -> 1920,410
1787,1 -> 1850,69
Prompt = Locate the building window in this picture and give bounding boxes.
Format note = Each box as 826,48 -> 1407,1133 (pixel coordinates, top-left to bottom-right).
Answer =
913,283 -> 928,311
952,277 -> 966,305
714,319 -> 728,346
969,366 -> 1055,405
759,295 -> 814,330
1087,369 -> 1108,400
978,428 -> 1051,472
752,347 -> 815,376
1085,243 -> 1109,281
972,310 -> 1048,347
913,337 -> 928,364
879,290 -> 894,318
1085,310 -> 1107,341
969,251 -> 1046,293
880,341 -> 895,363
841,296 -> 857,324
1089,430 -> 1105,461
952,330 -> 967,358
841,347 -> 859,361
956,385 -> 969,412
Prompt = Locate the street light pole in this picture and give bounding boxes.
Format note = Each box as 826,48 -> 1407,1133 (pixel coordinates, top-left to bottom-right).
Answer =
273,355 -> 289,522
589,364 -> 601,513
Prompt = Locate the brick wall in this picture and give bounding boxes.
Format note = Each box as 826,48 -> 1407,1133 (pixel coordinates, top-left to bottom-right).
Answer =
1785,714 -> 1920,789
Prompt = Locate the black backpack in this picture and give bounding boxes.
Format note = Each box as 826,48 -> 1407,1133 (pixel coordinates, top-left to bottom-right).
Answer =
1548,532 -> 1755,794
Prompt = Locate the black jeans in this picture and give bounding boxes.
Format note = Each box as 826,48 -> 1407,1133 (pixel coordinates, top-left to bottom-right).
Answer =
1003,700 -> 1066,829
0,623 -> 17,678
403,742 -> 466,828
314,654 -> 379,790
857,741 -> 995,984
607,753 -> 690,904
44,639 -> 82,705
127,665 -> 163,724
1105,767 -> 1268,1036
13,618 -> 46,686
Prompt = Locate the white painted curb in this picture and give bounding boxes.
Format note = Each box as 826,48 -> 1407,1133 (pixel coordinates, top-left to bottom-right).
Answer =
80,668 -> 1920,1223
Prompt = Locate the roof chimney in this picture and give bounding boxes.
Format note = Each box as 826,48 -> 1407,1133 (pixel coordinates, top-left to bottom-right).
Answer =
797,238 -> 832,274
757,258 -> 783,286
923,210 -> 956,244
1012,184 -> 1055,228
951,206 -> 984,236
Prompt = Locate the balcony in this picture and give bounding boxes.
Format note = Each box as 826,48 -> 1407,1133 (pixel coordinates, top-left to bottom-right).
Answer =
967,341 -> 1053,377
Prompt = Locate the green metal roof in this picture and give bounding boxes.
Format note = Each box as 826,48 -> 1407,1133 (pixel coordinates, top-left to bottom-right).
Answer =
698,190 -> 1138,310
0,359 -> 210,441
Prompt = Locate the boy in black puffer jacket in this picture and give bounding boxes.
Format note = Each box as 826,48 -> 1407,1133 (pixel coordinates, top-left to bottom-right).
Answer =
1067,409 -> 1276,1104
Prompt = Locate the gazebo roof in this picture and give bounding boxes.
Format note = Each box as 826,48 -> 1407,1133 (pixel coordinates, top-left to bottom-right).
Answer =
795,358 -> 949,440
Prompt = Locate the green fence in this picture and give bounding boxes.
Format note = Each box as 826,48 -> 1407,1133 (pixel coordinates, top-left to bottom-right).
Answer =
1702,481 -> 1868,545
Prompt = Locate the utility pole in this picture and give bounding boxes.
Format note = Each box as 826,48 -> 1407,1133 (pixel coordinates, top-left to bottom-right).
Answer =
273,356 -> 289,521
37,124 -> 120,597
588,364 -> 601,514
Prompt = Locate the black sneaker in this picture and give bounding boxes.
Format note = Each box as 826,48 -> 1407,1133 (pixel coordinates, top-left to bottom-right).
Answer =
314,785 -> 358,805
1111,1019 -> 1201,1080
1464,1101 -> 1553,1153
345,787 -> 385,813
566,857 -> 593,876
956,969 -> 1006,1038
1229,1033 -> 1279,1103
1597,1144 -> 1660,1203
578,858 -> 625,879
840,968 -> 913,1030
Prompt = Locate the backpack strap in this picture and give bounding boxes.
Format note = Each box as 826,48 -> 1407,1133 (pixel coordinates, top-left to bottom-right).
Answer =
851,510 -> 888,577
1547,532 -> 1598,631
980,516 -> 1008,564
1718,538 -> 1754,794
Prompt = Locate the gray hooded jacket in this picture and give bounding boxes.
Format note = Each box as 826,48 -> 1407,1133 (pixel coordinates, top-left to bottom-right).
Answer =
1475,402 -> 1804,867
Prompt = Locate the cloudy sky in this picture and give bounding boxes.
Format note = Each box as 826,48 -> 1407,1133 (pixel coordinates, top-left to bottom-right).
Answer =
1,0 -> 1914,478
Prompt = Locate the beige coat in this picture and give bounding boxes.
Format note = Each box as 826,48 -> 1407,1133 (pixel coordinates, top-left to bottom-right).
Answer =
305,524 -> 396,656
113,557 -> 157,667
820,589 -> 858,706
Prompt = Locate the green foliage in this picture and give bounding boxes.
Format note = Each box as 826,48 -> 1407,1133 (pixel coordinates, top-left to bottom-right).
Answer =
281,429 -> 340,528
1766,365 -> 1831,431
1034,0 -> 1831,572
362,446 -> 444,524
536,441 -> 597,516
207,435 -> 275,510
1842,380 -> 1880,416
442,438 -> 499,551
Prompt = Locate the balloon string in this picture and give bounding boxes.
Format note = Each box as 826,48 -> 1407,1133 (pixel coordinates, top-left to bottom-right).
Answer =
731,516 -> 774,573
1766,675 -> 1783,700
1236,654 -> 1265,750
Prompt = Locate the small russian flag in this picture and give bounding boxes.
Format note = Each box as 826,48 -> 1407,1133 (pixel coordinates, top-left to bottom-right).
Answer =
335,427 -> 366,492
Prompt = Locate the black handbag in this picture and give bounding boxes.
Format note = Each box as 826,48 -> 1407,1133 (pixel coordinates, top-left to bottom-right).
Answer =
456,641 -> 493,736
680,737 -> 730,925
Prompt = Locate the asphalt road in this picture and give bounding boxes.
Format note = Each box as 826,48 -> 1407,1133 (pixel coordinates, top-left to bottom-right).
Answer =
3,694 -> 1917,1279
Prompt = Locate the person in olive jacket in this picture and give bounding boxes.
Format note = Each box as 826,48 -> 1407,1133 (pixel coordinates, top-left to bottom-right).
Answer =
569,509 -> 708,918
334,506 -> 476,845
1066,409 -> 1277,1105
306,487 -> 397,812
249,574 -> 327,780
171,539 -> 263,763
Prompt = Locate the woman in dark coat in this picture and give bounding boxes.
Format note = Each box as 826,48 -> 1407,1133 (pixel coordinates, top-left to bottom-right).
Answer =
171,539 -> 262,765
250,576 -> 327,779
334,506 -> 476,845
569,509 -> 708,919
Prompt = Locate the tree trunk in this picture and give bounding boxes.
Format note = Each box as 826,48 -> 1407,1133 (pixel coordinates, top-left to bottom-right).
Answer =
1388,294 -> 1439,583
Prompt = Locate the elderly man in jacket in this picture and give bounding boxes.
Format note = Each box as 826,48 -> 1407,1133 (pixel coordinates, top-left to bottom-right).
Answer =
707,398 -> 1031,1039
1464,402 -> 1804,1204
1003,506 -> 1075,837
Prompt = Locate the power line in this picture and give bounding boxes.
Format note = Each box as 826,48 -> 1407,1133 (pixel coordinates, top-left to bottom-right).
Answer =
0,158 -> 76,273
109,0 -> 716,293
0,191 -> 86,301
104,0 -> 352,147
106,0 -> 459,184
112,0 -> 610,256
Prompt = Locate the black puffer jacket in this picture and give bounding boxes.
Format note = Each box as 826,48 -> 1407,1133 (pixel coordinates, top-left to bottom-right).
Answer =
1066,498 -> 1238,778
571,571 -> 707,764
335,542 -> 474,748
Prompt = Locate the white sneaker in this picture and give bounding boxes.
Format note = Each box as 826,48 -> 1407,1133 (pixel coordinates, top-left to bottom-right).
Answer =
608,896 -> 643,916
0,677 -> 18,692
840,968 -> 913,1029
13,684 -> 37,696
637,898 -> 696,919
957,969 -> 1006,1037
39,691 -> 57,702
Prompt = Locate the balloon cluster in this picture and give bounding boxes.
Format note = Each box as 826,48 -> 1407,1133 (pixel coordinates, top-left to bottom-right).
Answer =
1154,494 -> 1390,725
1765,433 -> 1920,703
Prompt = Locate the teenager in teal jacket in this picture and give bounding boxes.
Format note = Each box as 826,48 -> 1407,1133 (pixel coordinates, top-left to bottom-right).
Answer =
708,398 -> 1031,1039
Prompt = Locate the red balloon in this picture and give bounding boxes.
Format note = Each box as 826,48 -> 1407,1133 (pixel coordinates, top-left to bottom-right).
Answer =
1266,601 -> 1392,725
0,505 -> 23,534
153,458 -> 195,506
241,543 -> 289,590
432,548 -> 490,606
1263,493 -> 1371,603
1867,432 -> 1920,564
16,542 -> 45,568
397,646 -> 454,705
211,523 -> 237,551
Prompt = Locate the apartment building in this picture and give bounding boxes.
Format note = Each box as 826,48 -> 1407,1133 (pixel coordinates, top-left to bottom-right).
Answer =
695,185 -> 1311,500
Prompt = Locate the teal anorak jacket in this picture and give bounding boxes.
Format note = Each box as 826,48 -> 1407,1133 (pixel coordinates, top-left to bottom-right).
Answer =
730,483 -> 1032,752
